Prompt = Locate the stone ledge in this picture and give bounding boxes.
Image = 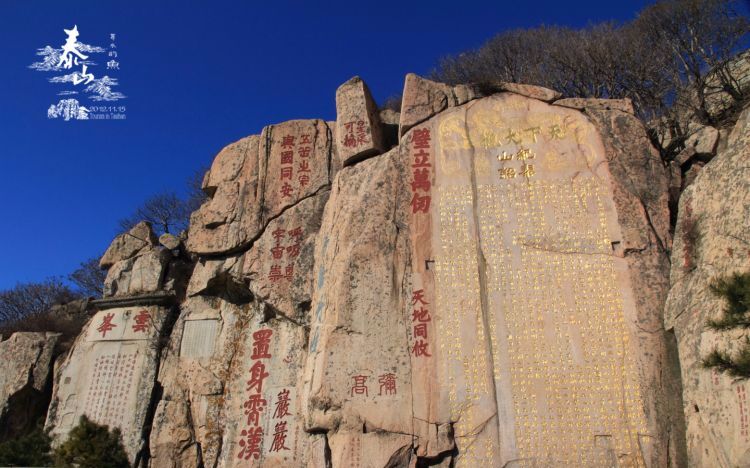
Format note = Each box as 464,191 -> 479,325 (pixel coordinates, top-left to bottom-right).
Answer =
91,292 -> 176,310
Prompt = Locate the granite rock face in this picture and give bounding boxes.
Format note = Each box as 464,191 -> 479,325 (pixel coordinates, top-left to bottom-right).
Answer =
35,74 -> 726,467
665,106 -> 750,467
0,332 -> 60,442
187,120 -> 336,256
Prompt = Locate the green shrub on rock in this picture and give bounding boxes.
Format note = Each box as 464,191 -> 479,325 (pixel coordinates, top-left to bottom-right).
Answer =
53,415 -> 129,468
702,271 -> 750,377
0,423 -> 52,467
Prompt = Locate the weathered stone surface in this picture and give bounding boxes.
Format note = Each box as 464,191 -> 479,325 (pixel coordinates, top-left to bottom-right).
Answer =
399,73 -> 480,137
150,292 -> 325,468
159,233 -> 182,250
379,109 -> 400,126
242,190 -> 327,320
260,119 -> 333,222
104,248 -> 171,297
585,105 -> 686,466
665,105 -> 750,468
219,314 -> 319,467
496,81 -> 562,102
301,146 -> 418,464
299,91 -> 682,467
187,255 -> 246,298
100,221 -> 158,269
554,97 -> 634,114
685,124 -> 720,155
335,76 -> 385,165
27,79 -> 717,467
188,121 -> 335,256
0,332 -> 60,442
188,136 -> 263,255
683,162 -> 705,188
149,297 -> 238,468
704,49 -> 750,120
674,146 -> 698,167
46,305 -> 173,463
418,93 -> 680,466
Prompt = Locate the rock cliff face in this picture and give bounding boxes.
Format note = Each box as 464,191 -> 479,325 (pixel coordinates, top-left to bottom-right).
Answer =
665,106 -> 750,467
0,332 -> 59,442
29,71 -> 750,468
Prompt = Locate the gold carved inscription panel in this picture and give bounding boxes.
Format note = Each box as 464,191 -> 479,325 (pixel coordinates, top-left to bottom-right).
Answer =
429,94 -> 649,467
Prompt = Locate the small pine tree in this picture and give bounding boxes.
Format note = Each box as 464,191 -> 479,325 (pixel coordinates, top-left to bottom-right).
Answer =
53,415 -> 129,468
0,424 -> 52,466
702,271 -> 750,377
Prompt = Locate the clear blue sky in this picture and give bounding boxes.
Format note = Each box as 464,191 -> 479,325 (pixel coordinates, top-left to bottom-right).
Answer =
0,0 -> 658,290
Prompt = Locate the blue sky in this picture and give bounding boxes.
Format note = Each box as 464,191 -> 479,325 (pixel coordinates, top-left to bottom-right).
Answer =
0,0 -> 659,289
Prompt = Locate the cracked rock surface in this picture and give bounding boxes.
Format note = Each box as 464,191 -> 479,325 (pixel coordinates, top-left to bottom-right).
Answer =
39,75 -> 697,468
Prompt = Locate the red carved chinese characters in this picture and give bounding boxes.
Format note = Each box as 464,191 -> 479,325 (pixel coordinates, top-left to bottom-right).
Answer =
97,313 -> 116,337
411,289 -> 432,357
268,226 -> 302,282
131,309 -> 150,333
351,375 -> 369,396
297,134 -> 312,187
237,427 -> 263,461
738,385 -> 749,441
237,328 -> 273,460
251,329 -> 273,359
247,361 -> 269,394
410,128 -> 432,214
280,135 -> 295,199
273,388 -> 291,419
269,421 -> 290,452
378,373 -> 397,395
342,120 -> 369,148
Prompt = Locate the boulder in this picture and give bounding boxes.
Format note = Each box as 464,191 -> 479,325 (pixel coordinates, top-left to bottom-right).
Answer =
159,233 -> 182,250
187,136 -> 263,255
398,73 -> 480,137
99,221 -> 158,269
0,332 -> 60,442
685,124 -> 720,155
335,76 -> 385,165
103,248 -> 171,297
665,105 -> 750,467
187,120 -> 336,256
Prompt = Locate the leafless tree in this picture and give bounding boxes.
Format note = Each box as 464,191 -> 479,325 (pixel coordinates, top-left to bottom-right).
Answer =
118,167 -> 209,237
119,192 -> 192,236
0,278 -> 80,324
432,0 -> 749,159
68,257 -> 106,298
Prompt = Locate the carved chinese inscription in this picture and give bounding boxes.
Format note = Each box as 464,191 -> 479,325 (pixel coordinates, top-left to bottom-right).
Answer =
82,350 -> 138,429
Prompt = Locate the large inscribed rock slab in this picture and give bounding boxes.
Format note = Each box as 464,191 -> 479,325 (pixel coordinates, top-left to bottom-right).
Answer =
403,92 -> 679,467
46,305 -> 171,463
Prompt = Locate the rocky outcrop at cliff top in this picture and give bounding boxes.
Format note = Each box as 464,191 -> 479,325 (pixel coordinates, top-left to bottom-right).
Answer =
38,72 -> 712,468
